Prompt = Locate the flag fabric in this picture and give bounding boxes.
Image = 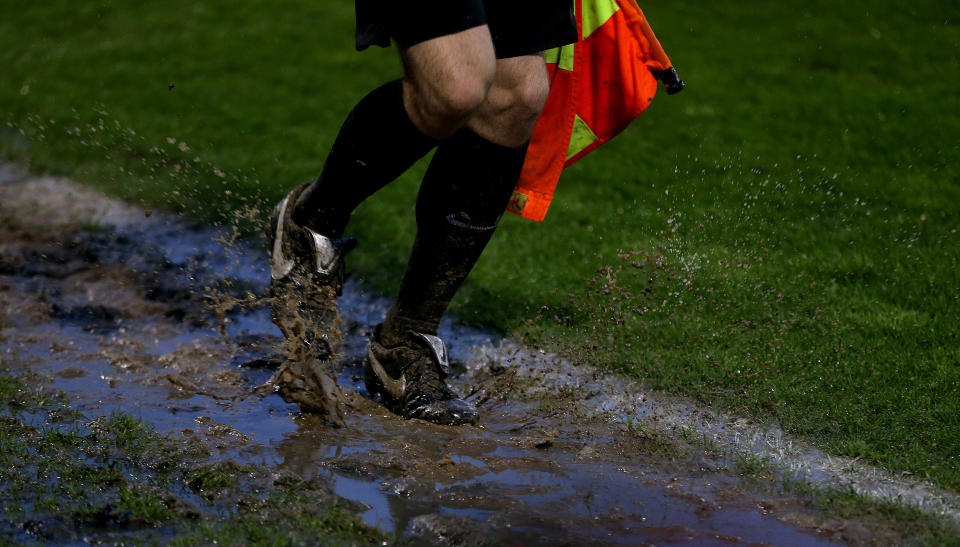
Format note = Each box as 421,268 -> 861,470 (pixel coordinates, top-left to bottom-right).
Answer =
507,0 -> 675,222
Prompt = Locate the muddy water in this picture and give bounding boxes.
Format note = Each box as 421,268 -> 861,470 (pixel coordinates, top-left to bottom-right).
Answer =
0,168 -> 877,545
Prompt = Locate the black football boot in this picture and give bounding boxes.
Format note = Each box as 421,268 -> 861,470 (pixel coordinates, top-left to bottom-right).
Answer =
364,324 -> 479,426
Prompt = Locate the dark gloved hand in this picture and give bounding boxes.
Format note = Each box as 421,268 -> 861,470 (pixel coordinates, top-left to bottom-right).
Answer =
652,66 -> 685,95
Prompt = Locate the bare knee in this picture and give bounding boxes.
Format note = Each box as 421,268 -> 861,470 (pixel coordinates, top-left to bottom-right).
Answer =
400,26 -> 497,138
405,72 -> 493,136
504,74 -> 550,125
469,58 -> 550,147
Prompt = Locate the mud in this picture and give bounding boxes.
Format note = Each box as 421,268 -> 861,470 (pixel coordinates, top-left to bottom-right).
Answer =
0,165 -> 918,545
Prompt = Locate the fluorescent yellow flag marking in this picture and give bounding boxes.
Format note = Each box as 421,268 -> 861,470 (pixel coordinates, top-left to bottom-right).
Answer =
546,44 -> 575,72
544,47 -> 559,64
580,0 -> 620,39
566,115 -> 599,160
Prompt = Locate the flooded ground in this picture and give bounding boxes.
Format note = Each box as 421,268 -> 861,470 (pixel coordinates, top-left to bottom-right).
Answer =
0,165 -> 917,545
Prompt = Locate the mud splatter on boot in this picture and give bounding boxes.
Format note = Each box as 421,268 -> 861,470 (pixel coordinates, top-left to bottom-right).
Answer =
364,325 -> 478,426
264,182 -> 356,424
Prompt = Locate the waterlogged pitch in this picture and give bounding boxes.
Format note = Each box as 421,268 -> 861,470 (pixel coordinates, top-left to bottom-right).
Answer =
1,0 -> 958,541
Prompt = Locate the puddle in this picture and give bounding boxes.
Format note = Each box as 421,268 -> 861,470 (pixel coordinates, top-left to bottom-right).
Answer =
0,167 -> 898,545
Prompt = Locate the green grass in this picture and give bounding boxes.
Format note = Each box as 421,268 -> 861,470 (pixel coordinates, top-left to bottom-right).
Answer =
116,486 -> 175,524
172,505 -> 381,547
1,0 -> 958,494
788,482 -> 960,546
730,451 -> 960,546
0,371 -> 386,544
0,369 -> 62,410
186,460 -> 244,497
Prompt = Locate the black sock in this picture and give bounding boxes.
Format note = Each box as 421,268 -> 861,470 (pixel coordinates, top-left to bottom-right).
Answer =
292,79 -> 439,237
381,129 -> 528,345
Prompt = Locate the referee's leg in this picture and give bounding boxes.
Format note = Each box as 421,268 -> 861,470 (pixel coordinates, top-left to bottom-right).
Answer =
399,25 -> 497,139
400,33 -> 548,145
290,26 -> 497,236
379,53 -> 550,345
469,54 -> 550,146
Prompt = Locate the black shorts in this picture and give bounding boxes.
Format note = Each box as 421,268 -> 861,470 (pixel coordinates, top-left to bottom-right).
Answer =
355,0 -> 577,59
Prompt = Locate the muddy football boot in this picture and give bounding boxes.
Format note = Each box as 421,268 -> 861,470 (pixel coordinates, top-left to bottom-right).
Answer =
364,325 -> 479,426
267,181 -> 356,359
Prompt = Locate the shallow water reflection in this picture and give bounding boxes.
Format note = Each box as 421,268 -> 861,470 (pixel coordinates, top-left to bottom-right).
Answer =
0,173 -> 851,545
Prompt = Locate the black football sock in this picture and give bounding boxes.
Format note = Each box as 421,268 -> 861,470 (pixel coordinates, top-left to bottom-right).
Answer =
292,79 -> 439,238
381,129 -> 528,346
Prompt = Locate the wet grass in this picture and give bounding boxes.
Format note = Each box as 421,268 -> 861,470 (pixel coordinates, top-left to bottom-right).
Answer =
785,482 -> 960,546
0,370 -> 386,545
1,0 -> 958,499
680,431 -> 960,545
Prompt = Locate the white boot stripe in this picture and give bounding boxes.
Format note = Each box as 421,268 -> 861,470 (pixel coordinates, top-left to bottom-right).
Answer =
271,194 -> 296,280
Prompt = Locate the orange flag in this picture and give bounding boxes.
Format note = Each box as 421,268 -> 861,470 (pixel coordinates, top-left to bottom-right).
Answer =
508,0 -> 681,222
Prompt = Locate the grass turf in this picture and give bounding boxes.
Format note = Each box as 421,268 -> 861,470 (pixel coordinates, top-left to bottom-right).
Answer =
1,0 -> 958,494
0,370 -> 386,544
